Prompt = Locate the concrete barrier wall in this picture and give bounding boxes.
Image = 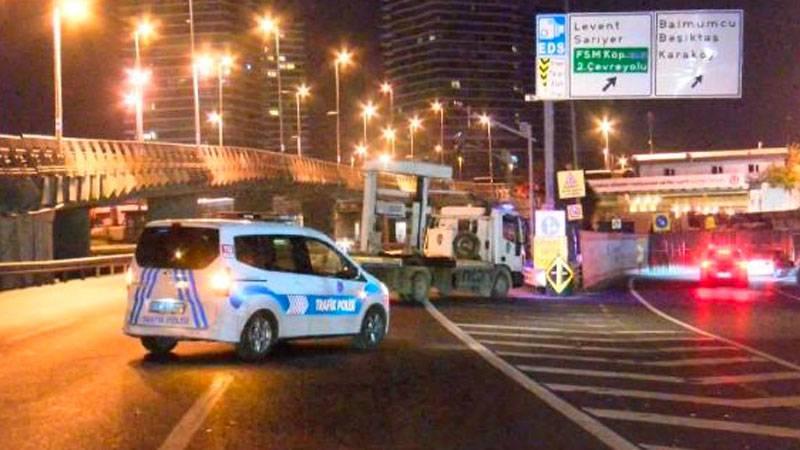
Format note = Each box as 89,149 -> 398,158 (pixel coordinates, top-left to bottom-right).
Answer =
0,210 -> 54,289
580,231 -> 648,289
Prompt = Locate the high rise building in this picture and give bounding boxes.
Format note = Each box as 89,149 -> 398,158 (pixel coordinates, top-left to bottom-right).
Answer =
116,0 -> 309,152
380,0 -> 572,180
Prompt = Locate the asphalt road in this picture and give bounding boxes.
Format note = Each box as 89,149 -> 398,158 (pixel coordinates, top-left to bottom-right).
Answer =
6,275 -> 800,449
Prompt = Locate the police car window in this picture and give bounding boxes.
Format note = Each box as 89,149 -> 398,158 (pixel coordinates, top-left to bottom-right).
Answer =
136,226 -> 219,269
234,235 -> 300,273
304,238 -> 357,279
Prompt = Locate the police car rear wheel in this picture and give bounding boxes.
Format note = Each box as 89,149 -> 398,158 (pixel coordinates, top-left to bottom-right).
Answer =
141,337 -> 178,355
354,307 -> 386,350
236,311 -> 277,362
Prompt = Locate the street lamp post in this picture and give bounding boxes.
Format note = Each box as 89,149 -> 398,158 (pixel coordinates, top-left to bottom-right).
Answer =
216,55 -> 233,147
53,0 -> 89,145
295,84 -> 310,156
334,49 -> 353,164
380,81 -> 394,125
361,101 -> 377,150
382,127 -> 396,158
132,20 -> 154,142
259,16 -> 285,152
431,100 -> 444,163
480,113 -> 494,184
188,0 -> 201,145
408,116 -> 422,159
598,117 -> 613,171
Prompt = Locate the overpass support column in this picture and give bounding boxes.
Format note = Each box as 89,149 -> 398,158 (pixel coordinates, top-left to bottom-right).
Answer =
0,210 -> 55,289
146,195 -> 199,222
53,207 -> 91,259
302,191 -> 338,236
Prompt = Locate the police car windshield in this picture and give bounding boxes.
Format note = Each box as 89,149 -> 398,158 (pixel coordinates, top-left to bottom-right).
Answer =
135,226 -> 219,269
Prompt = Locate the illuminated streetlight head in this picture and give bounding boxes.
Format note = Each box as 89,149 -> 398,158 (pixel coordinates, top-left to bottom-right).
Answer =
479,113 -> 491,127
361,101 -> 378,119
382,127 -> 396,141
258,15 -> 278,35
126,68 -> 151,87
123,92 -> 137,108
297,84 -> 310,98
598,117 -> 614,134
431,100 -> 443,113
380,82 -> 392,94
379,153 -> 392,165
409,116 -> 422,131
434,144 -> 443,153
619,156 -> 629,169
60,0 -> 90,21
194,54 -> 215,77
207,111 -> 222,124
135,19 -> 155,39
220,54 -> 235,68
354,143 -> 368,156
335,48 -> 353,66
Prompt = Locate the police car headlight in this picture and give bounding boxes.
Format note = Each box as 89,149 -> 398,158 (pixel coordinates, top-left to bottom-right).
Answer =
210,269 -> 233,295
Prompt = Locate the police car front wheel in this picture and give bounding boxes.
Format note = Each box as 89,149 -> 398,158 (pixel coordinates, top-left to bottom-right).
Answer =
141,336 -> 178,355
353,306 -> 387,350
236,311 -> 277,362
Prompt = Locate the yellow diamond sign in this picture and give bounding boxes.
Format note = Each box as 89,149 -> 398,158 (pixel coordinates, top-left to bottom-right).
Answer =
546,256 -> 574,294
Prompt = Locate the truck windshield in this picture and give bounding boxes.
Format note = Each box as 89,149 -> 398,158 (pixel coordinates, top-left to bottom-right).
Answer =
135,226 -> 219,269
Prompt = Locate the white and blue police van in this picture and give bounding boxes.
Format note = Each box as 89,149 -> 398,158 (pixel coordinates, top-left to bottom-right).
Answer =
123,219 -> 390,361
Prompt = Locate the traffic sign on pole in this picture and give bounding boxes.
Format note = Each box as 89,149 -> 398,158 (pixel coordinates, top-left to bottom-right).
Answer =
536,14 -> 569,101
569,12 -> 653,99
546,256 -> 574,294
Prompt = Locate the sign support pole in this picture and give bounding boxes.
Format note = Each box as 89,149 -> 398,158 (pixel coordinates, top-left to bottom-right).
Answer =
544,101 -> 555,209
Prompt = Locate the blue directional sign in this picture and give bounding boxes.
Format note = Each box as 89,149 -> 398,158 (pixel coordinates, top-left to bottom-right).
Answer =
653,213 -> 671,233
537,14 -> 567,56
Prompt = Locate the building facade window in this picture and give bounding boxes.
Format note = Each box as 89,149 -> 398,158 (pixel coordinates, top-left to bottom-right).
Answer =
711,165 -> 723,174
663,168 -> 675,176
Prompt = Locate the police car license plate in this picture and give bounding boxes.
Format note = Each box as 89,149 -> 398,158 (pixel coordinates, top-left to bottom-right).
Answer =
149,299 -> 186,315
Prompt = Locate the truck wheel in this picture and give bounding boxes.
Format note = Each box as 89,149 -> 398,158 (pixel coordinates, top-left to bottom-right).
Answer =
453,232 -> 481,260
491,268 -> 512,299
236,311 -> 277,362
405,271 -> 430,303
141,337 -> 178,356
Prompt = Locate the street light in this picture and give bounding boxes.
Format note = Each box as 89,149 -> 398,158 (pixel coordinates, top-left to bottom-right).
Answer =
380,81 -> 394,125
597,116 -> 614,171
132,18 -> 155,141
259,15 -> 285,152
457,154 -> 464,179
618,155 -> 629,171
431,100 -> 444,163
382,127 -> 396,157
334,48 -> 353,164
354,142 -> 368,162
188,0 -> 200,145
479,113 -> 494,183
408,115 -> 422,159
53,0 -> 90,145
196,53 -> 234,146
295,84 -> 310,156
361,101 -> 378,149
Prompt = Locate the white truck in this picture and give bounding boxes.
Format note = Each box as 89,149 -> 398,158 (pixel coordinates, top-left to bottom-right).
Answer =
351,160 -> 527,302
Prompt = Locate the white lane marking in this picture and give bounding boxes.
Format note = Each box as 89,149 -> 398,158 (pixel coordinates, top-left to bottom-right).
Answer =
548,383 -> 800,409
158,374 -> 233,450
518,365 -> 684,383
640,444 -> 698,450
479,339 -> 736,354
630,278 -> 800,372
457,323 -> 687,335
692,372 -> 800,385
497,351 -> 764,368
423,300 -> 640,450
586,407 -> 800,440
468,330 -> 712,343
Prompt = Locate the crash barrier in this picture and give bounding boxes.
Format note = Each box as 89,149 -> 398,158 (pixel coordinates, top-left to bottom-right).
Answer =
648,230 -> 796,267
580,231 -> 648,289
0,254 -> 132,291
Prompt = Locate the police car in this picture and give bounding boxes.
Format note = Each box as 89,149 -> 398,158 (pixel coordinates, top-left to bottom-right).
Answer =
123,219 -> 390,361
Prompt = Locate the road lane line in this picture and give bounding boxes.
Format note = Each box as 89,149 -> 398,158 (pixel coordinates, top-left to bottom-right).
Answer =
423,300 -> 640,450
456,323 -> 687,335
586,407 -> 800,440
630,278 -> 800,372
479,339 -> 736,354
692,372 -> 800,385
497,351 -> 764,368
548,383 -> 800,409
158,374 -> 233,450
468,330 -> 712,343
517,365 -> 684,383
640,444 -> 698,450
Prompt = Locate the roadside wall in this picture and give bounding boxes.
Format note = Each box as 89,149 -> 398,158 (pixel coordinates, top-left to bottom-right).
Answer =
580,231 -> 648,289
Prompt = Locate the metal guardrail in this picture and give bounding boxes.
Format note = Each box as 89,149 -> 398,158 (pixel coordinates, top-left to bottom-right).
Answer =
0,254 -> 132,277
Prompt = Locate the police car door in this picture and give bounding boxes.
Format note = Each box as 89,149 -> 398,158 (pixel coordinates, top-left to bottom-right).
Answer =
232,235 -> 316,338
301,237 -> 366,336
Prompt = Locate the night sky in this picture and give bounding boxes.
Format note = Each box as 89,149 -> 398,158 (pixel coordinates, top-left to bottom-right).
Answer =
0,1 -> 797,162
